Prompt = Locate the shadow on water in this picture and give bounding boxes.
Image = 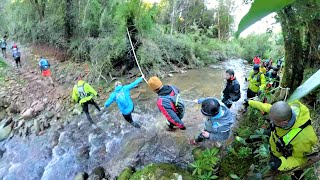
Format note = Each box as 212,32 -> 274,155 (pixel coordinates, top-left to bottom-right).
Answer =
0,59 -> 249,179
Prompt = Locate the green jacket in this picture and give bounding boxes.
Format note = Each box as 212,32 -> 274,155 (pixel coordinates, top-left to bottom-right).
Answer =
249,100 -> 318,171
248,70 -> 266,93
72,80 -> 98,105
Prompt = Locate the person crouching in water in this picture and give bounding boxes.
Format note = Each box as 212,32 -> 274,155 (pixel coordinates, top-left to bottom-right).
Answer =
190,98 -> 235,145
148,76 -> 186,131
104,75 -> 144,128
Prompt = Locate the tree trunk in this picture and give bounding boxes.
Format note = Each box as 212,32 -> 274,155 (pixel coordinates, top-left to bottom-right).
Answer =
65,0 -> 73,41
278,6 -> 305,94
307,18 -> 320,68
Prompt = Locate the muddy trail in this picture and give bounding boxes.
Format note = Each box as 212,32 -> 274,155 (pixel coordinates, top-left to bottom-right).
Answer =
0,44 -> 251,179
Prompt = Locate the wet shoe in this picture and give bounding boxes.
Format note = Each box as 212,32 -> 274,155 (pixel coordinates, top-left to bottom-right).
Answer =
131,122 -> 141,128
189,139 -> 198,145
180,126 -> 186,130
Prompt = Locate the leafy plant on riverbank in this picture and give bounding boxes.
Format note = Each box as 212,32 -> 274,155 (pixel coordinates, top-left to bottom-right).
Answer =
190,148 -> 220,179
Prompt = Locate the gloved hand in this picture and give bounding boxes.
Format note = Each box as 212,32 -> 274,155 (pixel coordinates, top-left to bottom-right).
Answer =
257,90 -> 262,97
269,157 -> 281,170
243,99 -> 249,107
225,99 -> 233,105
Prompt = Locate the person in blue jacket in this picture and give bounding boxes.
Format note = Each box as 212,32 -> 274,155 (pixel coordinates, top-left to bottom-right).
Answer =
189,97 -> 235,145
104,75 -> 144,128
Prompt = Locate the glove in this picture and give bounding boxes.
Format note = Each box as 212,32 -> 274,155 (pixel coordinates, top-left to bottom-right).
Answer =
257,90 -> 262,97
243,99 -> 249,107
269,157 -> 281,170
226,99 -> 233,105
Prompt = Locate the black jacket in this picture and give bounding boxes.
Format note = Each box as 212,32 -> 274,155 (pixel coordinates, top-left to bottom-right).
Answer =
222,78 -> 241,102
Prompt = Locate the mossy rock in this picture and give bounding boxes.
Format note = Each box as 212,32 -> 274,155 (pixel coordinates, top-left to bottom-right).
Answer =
130,163 -> 193,180
192,147 -> 204,161
219,153 -> 256,178
118,167 -> 134,180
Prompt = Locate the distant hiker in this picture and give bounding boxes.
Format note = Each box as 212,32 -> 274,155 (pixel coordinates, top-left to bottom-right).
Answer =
12,49 -> 21,68
222,69 -> 241,108
0,38 -> 7,58
72,77 -> 101,124
104,75 -> 144,128
148,76 -> 186,131
276,57 -> 284,69
38,57 -> 54,86
253,55 -> 261,65
189,97 -> 235,145
246,64 -> 266,99
247,100 -> 317,179
259,61 -> 267,75
266,67 -> 280,89
11,42 -> 18,51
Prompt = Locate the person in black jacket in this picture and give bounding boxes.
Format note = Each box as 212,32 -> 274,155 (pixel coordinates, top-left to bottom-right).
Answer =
222,69 -> 241,108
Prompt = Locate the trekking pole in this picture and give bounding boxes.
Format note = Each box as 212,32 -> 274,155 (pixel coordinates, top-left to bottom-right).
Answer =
126,27 -> 147,83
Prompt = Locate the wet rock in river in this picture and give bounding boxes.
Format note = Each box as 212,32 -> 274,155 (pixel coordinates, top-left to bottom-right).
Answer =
74,172 -> 89,180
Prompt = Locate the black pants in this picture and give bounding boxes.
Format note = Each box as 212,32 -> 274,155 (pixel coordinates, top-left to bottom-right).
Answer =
247,88 -> 257,99
1,48 -> 6,57
15,57 -> 21,67
82,99 -> 100,123
123,113 -> 133,123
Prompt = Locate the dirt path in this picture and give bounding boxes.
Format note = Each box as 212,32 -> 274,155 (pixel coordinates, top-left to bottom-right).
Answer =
0,42 -> 81,139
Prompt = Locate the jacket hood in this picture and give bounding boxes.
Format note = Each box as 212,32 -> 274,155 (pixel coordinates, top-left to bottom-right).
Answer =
157,85 -> 173,96
77,80 -> 85,86
115,85 -> 123,92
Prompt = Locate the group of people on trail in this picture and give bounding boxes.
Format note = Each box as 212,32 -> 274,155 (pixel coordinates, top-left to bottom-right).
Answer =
247,55 -> 281,100
248,55 -> 317,179
0,36 -> 22,68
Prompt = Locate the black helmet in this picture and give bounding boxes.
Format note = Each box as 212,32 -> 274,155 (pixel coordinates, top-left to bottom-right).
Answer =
253,64 -> 260,71
201,98 -> 220,116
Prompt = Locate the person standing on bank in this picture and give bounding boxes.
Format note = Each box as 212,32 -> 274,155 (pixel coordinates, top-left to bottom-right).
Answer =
222,69 -> 241,108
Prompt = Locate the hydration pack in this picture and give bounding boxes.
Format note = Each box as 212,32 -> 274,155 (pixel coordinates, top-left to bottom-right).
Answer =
77,84 -> 88,99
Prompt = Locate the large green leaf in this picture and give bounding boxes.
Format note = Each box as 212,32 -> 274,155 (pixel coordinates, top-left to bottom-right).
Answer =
235,0 -> 296,37
287,69 -> 320,103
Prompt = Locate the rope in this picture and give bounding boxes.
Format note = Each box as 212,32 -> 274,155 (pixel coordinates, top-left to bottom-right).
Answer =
126,27 -> 147,83
180,98 -> 196,103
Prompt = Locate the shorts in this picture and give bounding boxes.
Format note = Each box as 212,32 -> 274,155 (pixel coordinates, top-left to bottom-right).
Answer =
42,69 -> 51,77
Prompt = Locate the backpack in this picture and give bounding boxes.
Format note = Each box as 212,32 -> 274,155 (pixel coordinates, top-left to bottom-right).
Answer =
39,59 -> 49,70
1,41 -> 6,48
13,50 -> 20,59
77,84 -> 88,99
115,88 -> 129,108
251,72 -> 262,83
160,86 -> 185,115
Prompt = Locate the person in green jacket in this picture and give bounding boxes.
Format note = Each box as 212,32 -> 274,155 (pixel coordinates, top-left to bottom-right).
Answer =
246,64 -> 266,99
248,100 -> 318,179
72,77 -> 101,123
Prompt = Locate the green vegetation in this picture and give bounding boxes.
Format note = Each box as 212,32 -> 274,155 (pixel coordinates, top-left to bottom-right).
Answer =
190,148 -> 220,179
129,163 -> 193,180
